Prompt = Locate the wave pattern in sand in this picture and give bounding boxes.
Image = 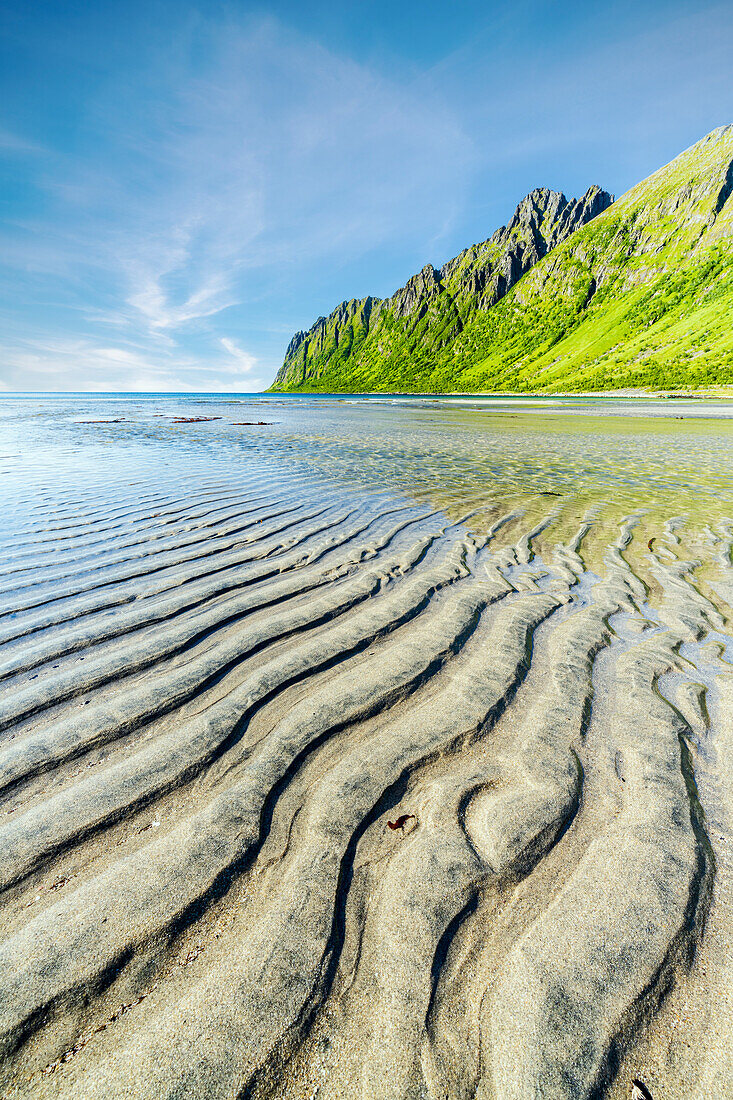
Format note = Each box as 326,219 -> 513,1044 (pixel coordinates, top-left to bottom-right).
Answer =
0,471 -> 729,1100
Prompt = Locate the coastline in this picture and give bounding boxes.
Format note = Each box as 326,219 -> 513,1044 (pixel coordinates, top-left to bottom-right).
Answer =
266,384 -> 733,399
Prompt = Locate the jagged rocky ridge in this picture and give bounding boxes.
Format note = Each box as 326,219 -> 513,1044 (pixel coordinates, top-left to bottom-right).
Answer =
272,126 -> 733,392
274,186 -> 613,390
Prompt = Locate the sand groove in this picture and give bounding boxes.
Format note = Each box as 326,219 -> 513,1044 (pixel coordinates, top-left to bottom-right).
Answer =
0,476 -> 725,1100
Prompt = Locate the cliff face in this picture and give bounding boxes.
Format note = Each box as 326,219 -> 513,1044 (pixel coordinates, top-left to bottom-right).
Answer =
272,186 -> 613,390
279,297 -> 381,389
439,184 -> 612,312
446,125 -> 733,393
272,126 -> 733,393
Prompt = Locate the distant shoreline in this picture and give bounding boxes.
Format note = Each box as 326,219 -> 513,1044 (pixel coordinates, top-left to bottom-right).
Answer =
2,387 -> 733,400
266,386 -> 733,399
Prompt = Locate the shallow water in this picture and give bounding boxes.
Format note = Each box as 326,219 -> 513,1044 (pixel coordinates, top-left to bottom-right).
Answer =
2,390 -> 732,509
3,392 -> 732,616
1,392 -> 732,1100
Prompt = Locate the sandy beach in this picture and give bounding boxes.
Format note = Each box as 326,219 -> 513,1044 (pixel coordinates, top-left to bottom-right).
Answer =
0,395 -> 731,1099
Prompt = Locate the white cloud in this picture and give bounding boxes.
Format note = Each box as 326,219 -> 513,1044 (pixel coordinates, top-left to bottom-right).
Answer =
0,336 -> 267,393
0,127 -> 45,156
0,10 -> 473,390
219,338 -> 257,374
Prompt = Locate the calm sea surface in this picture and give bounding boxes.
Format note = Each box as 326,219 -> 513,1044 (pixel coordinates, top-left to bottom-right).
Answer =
2,392 -> 732,518
0,391 -> 730,592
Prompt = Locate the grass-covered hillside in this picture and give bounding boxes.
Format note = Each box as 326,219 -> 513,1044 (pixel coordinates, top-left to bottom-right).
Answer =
271,186 -> 613,391
270,126 -> 733,393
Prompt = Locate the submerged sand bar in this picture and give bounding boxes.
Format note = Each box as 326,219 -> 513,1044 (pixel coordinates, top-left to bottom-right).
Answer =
0,394 -> 732,1099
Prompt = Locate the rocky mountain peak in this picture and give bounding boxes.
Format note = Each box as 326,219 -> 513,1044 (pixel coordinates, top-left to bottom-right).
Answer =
390,264 -> 443,319
273,181 -> 613,388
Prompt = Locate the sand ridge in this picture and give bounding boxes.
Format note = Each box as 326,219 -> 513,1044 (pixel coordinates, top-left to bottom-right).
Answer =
0,468 -> 731,1099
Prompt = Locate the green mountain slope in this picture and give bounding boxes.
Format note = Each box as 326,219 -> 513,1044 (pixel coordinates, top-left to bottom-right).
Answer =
270,126 -> 733,393
271,186 -> 613,390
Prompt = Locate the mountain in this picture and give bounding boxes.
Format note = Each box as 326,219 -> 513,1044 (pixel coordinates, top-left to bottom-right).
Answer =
271,185 -> 613,391
270,126 -> 733,393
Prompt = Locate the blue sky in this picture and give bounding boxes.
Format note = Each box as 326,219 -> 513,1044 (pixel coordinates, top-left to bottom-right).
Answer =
1,0 -> 732,392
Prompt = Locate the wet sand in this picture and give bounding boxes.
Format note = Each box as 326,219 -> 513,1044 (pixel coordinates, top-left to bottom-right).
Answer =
0,396 -> 732,1099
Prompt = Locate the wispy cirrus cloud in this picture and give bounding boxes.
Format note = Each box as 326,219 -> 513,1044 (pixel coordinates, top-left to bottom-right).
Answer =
0,8 -> 472,390
0,334 -> 268,393
219,338 -> 258,374
0,127 -> 46,155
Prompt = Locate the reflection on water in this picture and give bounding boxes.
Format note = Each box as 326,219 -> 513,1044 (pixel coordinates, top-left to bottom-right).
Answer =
1,393 -> 732,584
8,393 -> 726,620
2,394 -> 732,497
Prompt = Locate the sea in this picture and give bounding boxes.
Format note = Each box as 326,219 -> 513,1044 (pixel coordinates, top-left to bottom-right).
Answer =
2,393 -> 733,523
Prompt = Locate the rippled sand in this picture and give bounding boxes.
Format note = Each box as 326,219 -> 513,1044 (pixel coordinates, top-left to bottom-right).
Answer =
0,395 -> 732,1099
